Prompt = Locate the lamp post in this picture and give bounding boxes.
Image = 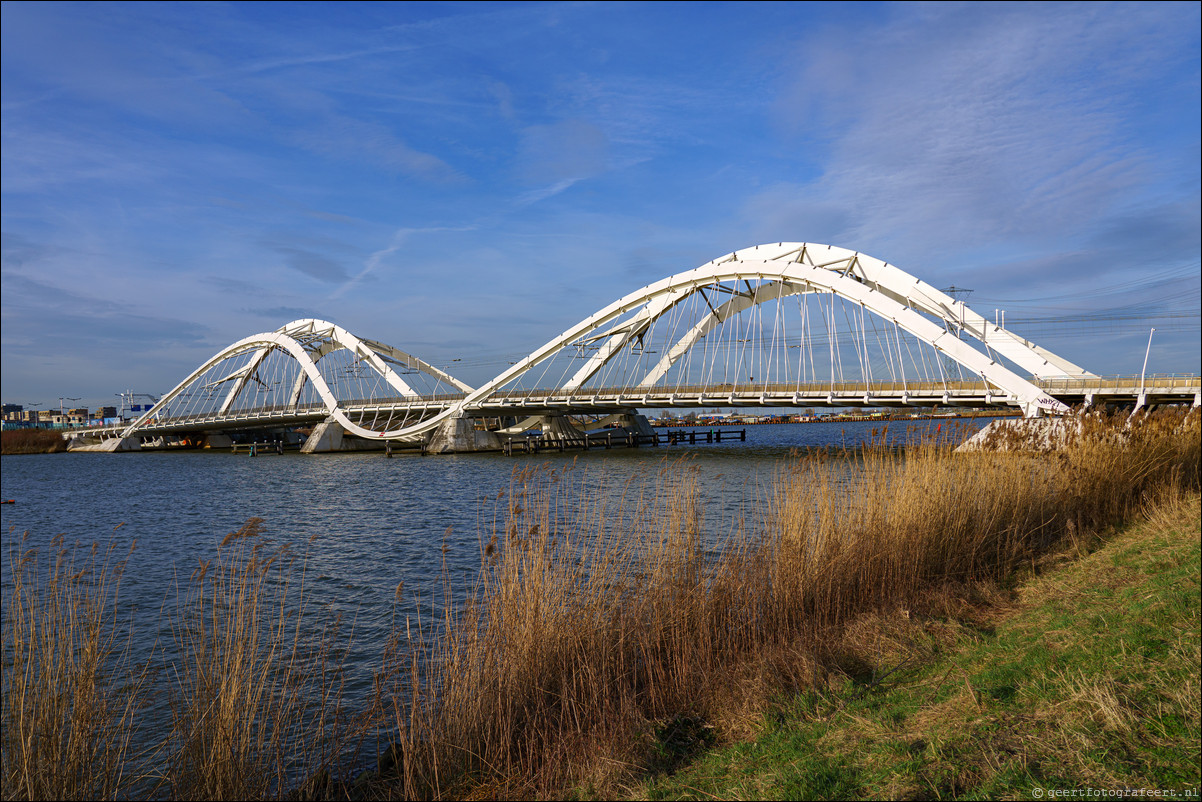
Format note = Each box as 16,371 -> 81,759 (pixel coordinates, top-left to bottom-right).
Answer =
58,397 -> 81,429
1138,328 -> 1156,410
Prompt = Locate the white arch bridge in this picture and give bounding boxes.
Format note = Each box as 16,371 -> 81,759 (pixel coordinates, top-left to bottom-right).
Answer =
70,243 -> 1201,453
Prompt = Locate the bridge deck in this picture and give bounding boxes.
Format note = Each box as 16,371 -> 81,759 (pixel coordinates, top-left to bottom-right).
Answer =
66,375 -> 1199,441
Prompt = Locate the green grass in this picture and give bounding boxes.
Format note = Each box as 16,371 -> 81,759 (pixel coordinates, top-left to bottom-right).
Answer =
636,492 -> 1202,800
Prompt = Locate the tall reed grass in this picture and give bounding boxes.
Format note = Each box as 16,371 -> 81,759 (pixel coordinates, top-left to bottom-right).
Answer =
2,521 -> 368,801
161,518 -> 362,800
1,535 -> 143,800
380,408 -> 1200,799
3,408 -> 1198,800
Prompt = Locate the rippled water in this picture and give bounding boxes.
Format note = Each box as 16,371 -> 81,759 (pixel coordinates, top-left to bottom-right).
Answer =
0,419 -> 983,716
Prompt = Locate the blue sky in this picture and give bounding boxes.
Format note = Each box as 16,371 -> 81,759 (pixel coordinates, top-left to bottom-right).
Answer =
2,1 -> 1199,410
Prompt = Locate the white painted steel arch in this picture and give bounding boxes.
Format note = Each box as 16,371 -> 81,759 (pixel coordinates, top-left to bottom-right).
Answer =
122,319 -> 472,439
126,243 -> 1084,441
388,242 -> 1075,439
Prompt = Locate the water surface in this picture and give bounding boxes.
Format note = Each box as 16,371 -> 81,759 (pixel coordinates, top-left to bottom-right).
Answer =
1,418 -> 983,697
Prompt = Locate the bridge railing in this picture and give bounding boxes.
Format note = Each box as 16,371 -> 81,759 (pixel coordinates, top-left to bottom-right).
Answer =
1034,374 -> 1202,392
482,379 -> 1000,403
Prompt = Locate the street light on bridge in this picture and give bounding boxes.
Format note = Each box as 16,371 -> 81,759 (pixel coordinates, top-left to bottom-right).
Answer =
1139,328 -> 1156,409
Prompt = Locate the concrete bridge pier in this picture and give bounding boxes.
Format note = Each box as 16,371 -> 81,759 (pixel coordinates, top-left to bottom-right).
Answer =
301,418 -> 346,453
424,415 -> 503,454
302,418 -> 394,452
539,414 -> 586,443
608,412 -> 657,440
66,433 -> 142,452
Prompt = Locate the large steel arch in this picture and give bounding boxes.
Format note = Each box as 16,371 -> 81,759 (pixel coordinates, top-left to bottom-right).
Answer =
387,243 -> 1075,441
122,319 -> 471,438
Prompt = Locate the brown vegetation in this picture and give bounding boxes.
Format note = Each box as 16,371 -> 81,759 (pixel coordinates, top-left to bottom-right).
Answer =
1,429 -> 68,455
2,408 -> 1198,800
2,537 -> 142,800
382,408 -> 1199,798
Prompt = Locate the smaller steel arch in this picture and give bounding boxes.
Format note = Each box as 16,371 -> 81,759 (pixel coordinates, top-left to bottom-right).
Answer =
122,320 -> 471,438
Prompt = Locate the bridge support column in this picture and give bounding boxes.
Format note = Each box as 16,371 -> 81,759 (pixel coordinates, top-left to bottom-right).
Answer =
612,412 -> 656,439
302,419 -> 393,452
66,434 -> 141,452
301,418 -> 346,453
425,415 -> 502,454
1020,402 -> 1045,419
957,418 -> 1075,452
540,414 -> 586,443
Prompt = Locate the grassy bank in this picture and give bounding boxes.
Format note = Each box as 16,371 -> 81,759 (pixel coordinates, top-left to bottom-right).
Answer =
2,409 -> 1198,800
1,429 -> 68,455
637,490 -> 1201,800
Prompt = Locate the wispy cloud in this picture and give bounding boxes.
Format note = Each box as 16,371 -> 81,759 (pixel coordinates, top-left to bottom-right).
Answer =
273,246 -> 350,283
756,4 -> 1199,268
291,115 -> 463,182
332,225 -> 476,299
210,45 -> 422,79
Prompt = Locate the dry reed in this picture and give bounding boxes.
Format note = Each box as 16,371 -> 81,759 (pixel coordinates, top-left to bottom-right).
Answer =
1,533 -> 145,800
160,517 -> 363,800
380,408 -> 1200,799
3,520 -> 368,801
0,429 -> 68,455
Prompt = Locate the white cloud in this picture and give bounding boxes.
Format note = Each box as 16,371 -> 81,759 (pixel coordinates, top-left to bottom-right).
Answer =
763,2 -> 1196,264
